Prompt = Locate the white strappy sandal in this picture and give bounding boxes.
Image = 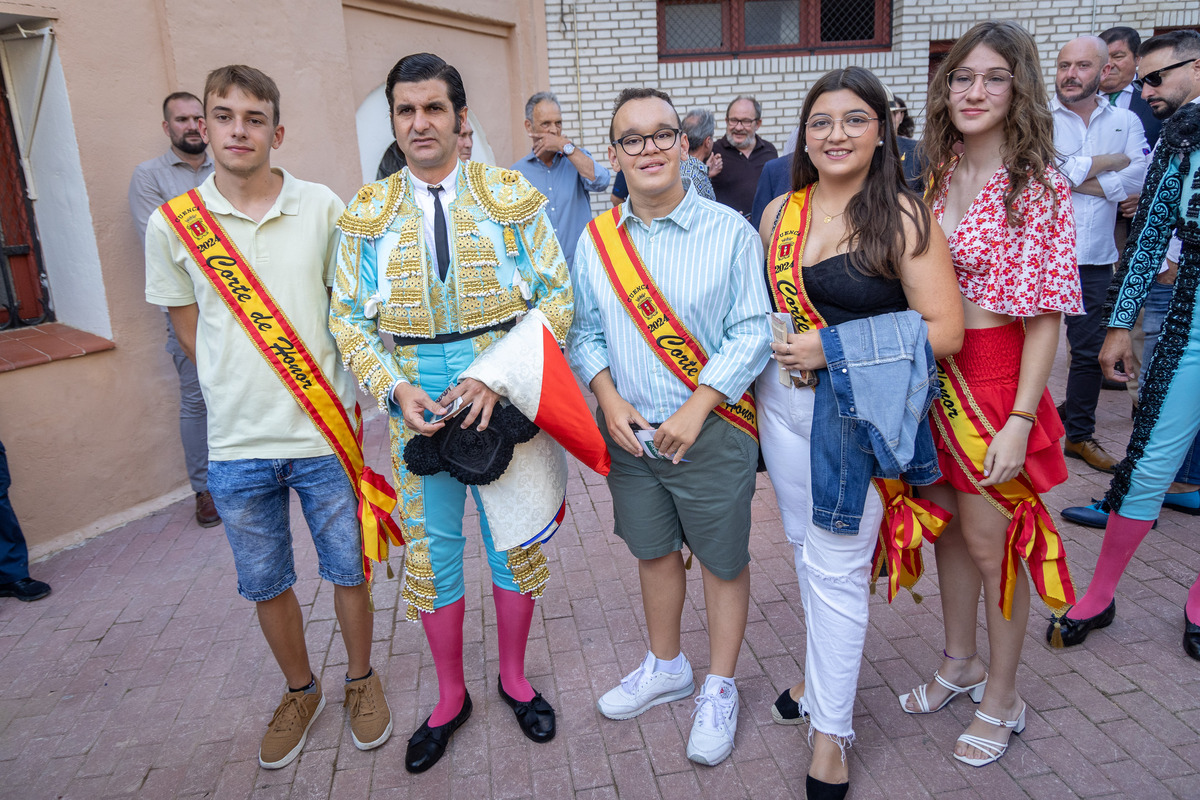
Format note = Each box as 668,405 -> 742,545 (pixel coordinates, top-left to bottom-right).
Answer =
898,671 -> 987,714
953,704 -> 1027,767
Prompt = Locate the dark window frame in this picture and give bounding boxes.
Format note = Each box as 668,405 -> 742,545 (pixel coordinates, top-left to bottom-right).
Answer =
656,0 -> 892,61
0,58 -> 51,330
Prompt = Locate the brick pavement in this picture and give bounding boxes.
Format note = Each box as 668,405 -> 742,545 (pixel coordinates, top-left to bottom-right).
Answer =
2,342 -> 1199,799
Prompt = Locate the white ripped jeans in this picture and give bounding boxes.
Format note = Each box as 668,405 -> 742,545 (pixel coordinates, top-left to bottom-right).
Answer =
756,370 -> 882,742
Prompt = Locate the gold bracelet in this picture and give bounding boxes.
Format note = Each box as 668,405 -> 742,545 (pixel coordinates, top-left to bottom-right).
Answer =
1009,410 -> 1037,423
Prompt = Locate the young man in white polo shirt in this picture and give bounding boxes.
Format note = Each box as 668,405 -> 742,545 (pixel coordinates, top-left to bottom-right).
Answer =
144,65 -> 391,769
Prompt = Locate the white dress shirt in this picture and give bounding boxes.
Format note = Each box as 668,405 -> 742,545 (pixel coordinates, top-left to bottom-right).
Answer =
407,160 -> 460,259
1052,95 -> 1148,265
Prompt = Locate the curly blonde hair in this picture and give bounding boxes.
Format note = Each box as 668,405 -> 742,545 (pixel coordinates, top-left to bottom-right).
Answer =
920,21 -> 1057,226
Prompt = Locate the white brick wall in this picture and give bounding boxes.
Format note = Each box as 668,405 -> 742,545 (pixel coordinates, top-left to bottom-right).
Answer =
543,1 -> 1199,212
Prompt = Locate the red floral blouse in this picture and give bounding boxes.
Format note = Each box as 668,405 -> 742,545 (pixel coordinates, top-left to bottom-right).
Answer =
933,160 -> 1084,317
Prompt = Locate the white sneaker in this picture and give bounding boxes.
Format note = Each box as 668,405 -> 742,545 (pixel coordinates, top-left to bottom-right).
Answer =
596,651 -> 694,720
686,676 -> 738,766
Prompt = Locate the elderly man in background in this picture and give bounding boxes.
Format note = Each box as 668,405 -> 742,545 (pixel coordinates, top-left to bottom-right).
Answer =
709,95 -> 777,219
513,91 -> 610,272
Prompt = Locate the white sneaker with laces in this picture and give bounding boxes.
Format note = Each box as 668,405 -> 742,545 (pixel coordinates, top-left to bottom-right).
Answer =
686,676 -> 738,766
596,651 -> 694,720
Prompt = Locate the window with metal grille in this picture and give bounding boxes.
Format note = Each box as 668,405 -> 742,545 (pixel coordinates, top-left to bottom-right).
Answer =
0,61 -> 49,330
657,0 -> 891,60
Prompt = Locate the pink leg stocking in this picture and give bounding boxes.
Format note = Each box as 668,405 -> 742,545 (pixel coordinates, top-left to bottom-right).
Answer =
1186,573 -> 1200,625
494,587 -> 535,702
420,597 -> 467,726
1069,513 -> 1155,620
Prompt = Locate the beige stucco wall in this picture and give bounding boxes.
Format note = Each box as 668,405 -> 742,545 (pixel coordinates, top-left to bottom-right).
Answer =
1,0 -> 547,558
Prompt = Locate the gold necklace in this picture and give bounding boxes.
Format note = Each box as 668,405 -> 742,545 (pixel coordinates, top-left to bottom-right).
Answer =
813,187 -> 844,224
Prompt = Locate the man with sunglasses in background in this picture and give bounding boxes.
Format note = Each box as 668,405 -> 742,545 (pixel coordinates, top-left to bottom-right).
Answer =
1097,27 -> 1161,414
568,88 -> 770,766
1052,30 -> 1200,662
709,95 -> 777,218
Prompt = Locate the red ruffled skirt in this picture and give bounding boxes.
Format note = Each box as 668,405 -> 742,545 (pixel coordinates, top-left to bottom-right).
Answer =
933,320 -> 1068,493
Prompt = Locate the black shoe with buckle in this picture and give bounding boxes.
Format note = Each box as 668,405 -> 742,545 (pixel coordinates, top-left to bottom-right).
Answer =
404,692 -> 472,773
1184,610 -> 1200,662
497,676 -> 556,743
1046,600 -> 1117,648
0,577 -> 51,602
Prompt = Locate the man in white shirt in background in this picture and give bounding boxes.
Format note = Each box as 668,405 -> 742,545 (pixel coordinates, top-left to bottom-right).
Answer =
1051,35 -> 1148,473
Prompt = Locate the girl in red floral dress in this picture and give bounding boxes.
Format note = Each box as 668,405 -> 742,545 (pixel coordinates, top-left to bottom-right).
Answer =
897,20 -> 1083,768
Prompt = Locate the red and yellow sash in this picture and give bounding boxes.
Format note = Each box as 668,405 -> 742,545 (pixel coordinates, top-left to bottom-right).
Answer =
932,357 -> 1076,617
767,186 -> 824,336
160,189 -> 403,581
586,207 -> 757,441
768,187 -> 949,601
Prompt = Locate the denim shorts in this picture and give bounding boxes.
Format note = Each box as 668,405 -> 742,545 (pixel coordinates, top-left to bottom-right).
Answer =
208,455 -> 365,601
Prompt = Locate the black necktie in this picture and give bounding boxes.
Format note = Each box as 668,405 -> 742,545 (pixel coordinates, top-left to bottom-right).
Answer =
429,184 -> 451,281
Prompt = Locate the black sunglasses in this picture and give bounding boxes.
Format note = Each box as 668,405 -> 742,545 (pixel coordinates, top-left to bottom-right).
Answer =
1132,58 -> 1196,91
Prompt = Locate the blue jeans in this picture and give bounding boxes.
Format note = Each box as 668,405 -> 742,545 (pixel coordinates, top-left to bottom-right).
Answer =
0,440 -> 30,583
208,455 -> 364,601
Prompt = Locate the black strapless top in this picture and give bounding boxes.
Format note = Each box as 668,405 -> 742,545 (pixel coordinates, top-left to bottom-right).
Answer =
800,253 -> 907,326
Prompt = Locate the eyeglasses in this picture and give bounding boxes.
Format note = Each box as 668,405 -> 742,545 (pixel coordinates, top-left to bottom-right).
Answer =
947,68 -> 1014,95
805,114 -> 879,140
726,117 -> 759,128
1132,58 -> 1197,91
612,127 -> 681,156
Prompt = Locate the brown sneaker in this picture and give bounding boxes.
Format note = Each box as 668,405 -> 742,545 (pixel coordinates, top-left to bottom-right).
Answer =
1064,439 -> 1119,473
259,679 -> 325,769
195,491 -> 221,528
344,670 -> 393,750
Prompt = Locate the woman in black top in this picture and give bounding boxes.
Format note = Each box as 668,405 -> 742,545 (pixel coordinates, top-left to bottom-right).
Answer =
755,67 -> 961,799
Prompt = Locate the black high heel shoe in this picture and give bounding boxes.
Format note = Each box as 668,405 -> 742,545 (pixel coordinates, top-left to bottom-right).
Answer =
805,775 -> 849,800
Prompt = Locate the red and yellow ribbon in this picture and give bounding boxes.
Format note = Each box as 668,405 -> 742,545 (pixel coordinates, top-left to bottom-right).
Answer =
931,357 -> 1076,617
870,479 -> 951,603
161,190 -> 403,580
587,207 -> 757,441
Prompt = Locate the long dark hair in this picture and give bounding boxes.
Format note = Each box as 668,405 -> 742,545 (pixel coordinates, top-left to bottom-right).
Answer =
790,67 -> 931,279
921,21 -> 1057,226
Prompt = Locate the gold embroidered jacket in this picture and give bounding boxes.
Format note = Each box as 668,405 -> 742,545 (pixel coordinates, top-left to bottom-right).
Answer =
329,161 -> 574,410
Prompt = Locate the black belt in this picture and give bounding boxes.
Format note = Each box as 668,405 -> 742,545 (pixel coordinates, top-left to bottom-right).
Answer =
391,318 -> 516,348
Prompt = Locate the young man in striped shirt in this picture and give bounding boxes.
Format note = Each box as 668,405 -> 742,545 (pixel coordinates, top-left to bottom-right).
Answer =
567,88 -> 771,766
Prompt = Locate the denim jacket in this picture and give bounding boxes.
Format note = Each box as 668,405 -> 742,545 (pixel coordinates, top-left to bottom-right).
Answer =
809,310 -> 941,535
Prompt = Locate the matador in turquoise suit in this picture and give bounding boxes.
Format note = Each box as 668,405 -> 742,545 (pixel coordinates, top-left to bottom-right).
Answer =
328,54 -> 572,773
1049,92 -> 1200,662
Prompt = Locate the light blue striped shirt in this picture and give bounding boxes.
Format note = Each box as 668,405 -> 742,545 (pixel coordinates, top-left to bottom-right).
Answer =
567,186 -> 771,423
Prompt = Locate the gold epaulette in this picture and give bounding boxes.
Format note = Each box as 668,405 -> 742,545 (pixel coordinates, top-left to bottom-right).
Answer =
464,161 -> 546,227
337,171 -> 406,240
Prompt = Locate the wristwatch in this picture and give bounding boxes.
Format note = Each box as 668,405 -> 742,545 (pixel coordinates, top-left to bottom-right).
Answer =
561,142 -> 575,156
